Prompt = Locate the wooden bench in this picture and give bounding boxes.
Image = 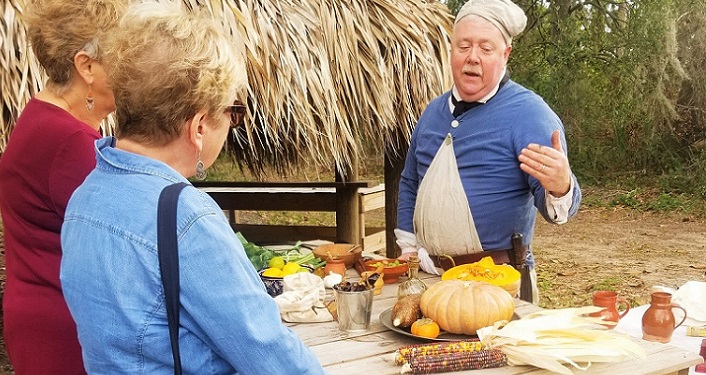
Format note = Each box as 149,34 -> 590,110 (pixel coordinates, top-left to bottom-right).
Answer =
193,181 -> 386,253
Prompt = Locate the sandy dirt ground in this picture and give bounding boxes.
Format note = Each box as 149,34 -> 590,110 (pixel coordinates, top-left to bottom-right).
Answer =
0,206 -> 704,373
533,206 -> 706,308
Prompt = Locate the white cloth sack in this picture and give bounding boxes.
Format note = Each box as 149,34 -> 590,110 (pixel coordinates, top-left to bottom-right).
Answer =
414,133 -> 483,256
273,272 -> 333,323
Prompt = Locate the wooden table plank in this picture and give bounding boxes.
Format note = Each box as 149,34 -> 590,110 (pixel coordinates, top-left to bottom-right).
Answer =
288,270 -> 703,374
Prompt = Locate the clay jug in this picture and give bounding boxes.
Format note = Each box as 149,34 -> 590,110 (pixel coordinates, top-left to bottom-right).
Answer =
324,257 -> 346,278
589,291 -> 630,329
642,291 -> 687,343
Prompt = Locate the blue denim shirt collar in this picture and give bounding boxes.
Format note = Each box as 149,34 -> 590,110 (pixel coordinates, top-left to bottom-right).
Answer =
94,136 -> 189,185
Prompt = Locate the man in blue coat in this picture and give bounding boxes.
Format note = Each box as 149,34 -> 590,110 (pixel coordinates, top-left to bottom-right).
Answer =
396,0 -> 582,303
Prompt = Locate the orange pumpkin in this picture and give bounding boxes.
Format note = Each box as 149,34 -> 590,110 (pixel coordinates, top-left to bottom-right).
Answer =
420,280 -> 514,335
441,256 -> 521,297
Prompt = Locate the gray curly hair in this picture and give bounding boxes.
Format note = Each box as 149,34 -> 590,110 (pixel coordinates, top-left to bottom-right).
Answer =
104,1 -> 247,146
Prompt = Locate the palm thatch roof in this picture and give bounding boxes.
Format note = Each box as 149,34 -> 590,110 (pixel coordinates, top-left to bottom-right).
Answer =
1,0 -> 43,152
2,0 -> 454,176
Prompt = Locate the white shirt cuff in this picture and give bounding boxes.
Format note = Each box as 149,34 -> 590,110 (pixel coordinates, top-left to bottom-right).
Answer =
395,229 -> 440,275
545,177 -> 574,224
417,248 -> 440,275
394,228 -> 417,251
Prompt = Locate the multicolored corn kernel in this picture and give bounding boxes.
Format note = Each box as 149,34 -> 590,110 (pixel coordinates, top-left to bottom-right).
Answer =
394,340 -> 484,366
406,349 -> 507,374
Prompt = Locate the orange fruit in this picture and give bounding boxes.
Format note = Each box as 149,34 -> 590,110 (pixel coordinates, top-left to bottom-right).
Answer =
411,318 -> 440,339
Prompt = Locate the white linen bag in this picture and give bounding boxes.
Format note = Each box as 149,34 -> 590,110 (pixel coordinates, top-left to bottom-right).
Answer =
274,272 -> 333,323
414,133 -> 483,256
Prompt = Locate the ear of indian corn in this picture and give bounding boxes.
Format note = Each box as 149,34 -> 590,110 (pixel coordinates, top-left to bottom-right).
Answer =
400,349 -> 508,374
394,340 -> 485,366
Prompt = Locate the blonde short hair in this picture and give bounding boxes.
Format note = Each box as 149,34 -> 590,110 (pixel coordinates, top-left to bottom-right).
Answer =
25,0 -> 127,94
104,2 -> 247,146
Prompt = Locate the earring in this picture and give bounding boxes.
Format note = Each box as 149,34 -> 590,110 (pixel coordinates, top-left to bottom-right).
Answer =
85,84 -> 95,112
195,153 -> 207,180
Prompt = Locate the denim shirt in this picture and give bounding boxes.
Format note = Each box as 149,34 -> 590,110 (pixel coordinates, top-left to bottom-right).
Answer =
61,137 -> 326,374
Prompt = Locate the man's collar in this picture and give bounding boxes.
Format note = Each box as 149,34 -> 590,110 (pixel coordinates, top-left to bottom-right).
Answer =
451,67 -> 510,105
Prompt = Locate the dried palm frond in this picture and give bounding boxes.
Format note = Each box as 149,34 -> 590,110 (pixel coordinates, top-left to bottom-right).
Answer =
2,0 -> 453,177
477,306 -> 647,375
222,0 -> 453,176
1,0 -> 43,153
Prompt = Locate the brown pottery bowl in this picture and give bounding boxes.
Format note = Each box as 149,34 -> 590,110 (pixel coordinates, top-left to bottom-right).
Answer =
312,243 -> 362,269
364,259 -> 409,284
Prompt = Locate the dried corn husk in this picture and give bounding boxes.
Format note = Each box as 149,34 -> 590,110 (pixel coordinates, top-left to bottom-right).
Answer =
477,306 -> 646,375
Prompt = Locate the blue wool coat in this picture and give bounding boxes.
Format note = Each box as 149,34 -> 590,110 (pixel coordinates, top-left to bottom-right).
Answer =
397,80 -> 582,267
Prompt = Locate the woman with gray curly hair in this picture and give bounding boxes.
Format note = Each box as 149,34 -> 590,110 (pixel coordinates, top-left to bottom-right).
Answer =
59,2 -> 325,374
0,1 -> 126,373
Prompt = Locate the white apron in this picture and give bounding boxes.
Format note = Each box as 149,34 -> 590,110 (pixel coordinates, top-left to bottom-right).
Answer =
413,133 -> 483,256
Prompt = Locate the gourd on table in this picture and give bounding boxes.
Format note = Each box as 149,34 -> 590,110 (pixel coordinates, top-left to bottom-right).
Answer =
420,280 -> 514,335
441,256 -> 521,297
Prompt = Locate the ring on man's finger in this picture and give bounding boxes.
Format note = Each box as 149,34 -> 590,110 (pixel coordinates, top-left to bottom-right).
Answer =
541,164 -> 546,172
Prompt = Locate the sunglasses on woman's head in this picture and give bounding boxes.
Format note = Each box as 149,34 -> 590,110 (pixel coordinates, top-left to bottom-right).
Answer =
226,100 -> 247,128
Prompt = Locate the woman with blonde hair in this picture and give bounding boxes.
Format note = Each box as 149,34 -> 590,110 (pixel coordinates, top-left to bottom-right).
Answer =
59,2 -> 325,373
0,1 -> 126,373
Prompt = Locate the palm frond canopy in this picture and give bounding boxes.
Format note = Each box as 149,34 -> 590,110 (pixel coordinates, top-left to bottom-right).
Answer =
1,0 -> 453,176
1,0 -> 43,154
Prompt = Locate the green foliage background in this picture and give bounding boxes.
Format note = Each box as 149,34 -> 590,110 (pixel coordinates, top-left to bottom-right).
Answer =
447,0 -> 706,204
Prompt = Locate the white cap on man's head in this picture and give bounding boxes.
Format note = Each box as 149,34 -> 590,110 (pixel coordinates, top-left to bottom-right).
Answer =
455,0 -> 527,45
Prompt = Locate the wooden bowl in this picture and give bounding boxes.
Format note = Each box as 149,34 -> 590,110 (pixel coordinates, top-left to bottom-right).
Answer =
312,243 -> 362,269
364,259 -> 409,284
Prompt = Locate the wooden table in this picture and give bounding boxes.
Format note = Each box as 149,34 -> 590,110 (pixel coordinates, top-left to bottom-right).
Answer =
287,271 -> 704,375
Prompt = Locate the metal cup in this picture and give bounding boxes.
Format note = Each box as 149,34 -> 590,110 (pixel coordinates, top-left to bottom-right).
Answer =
334,288 -> 374,332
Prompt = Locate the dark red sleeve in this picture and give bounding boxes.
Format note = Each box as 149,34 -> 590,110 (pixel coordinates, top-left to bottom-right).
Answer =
48,131 -> 99,217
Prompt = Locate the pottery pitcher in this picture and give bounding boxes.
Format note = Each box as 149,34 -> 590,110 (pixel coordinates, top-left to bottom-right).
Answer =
642,291 -> 687,343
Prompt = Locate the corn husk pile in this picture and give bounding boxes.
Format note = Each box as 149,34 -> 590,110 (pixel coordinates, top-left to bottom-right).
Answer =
477,306 -> 646,375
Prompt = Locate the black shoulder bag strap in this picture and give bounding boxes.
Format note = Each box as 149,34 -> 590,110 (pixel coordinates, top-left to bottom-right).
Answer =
158,182 -> 189,375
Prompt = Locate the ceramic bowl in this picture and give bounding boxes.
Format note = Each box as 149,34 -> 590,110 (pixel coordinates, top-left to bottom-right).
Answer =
312,243 -> 362,269
259,265 -> 314,297
364,259 -> 409,284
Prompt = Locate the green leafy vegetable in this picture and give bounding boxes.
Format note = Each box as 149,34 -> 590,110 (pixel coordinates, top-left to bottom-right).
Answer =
235,233 -> 325,270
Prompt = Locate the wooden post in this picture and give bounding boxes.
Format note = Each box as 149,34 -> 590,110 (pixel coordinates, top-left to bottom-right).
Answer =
335,155 -> 360,245
384,148 -> 406,258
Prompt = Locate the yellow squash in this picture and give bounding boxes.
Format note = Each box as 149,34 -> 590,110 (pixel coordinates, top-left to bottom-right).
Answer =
441,256 -> 521,297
